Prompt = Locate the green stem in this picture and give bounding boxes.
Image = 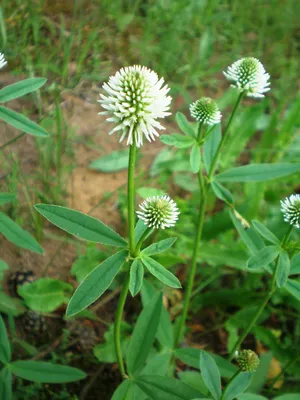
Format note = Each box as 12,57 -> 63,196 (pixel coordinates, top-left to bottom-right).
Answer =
174,95 -> 244,348
174,170 -> 207,346
128,142 -> 137,254
0,132 -> 25,151
208,92 -> 244,180
114,142 -> 137,378
228,225 -> 293,360
114,273 -> 130,378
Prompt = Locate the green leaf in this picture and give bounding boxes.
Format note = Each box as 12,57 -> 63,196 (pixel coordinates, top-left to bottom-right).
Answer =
175,348 -> 237,379
237,395 -> 267,400
141,352 -> 171,376
67,250 -> 127,316
273,395 -> 300,400
141,256 -> 181,288
10,360 -> 86,383
127,292 -> 163,375
200,351 -> 222,400
137,187 -> 165,199
134,220 -> 149,243
0,193 -> 16,205
0,106 -> 48,137
190,144 -> 201,173
112,380 -> 133,400
136,375 -> 204,400
160,133 -> 195,148
223,372 -> 253,400
0,292 -> 25,316
285,279 -> 300,301
0,78 -> 47,102
35,204 -> 127,247
252,220 -> 281,245
0,367 -> 12,400
211,181 -> 234,205
178,371 -> 209,396
0,315 -> 11,364
71,245 -> 106,283
216,163 -> 300,182
141,238 -> 176,257
230,211 -> 264,255
129,258 -> 144,296
276,250 -> 290,288
176,112 -> 195,137
247,352 -> 272,393
0,212 -> 43,254
247,246 -> 281,271
290,253 -> 300,275
203,124 -> 221,173
141,280 -> 174,348
18,278 -> 73,313
89,149 -> 129,172
14,338 -> 38,356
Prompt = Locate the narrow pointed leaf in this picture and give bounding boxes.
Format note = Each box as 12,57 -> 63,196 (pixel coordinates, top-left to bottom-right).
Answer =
247,246 -> 281,271
212,181 -> 234,205
112,380 -> 133,400
0,212 -> 43,254
252,220 -> 280,245
10,360 -> 86,383
190,143 -> 201,173
285,279 -> 300,301
134,220 -> 149,243
0,106 -> 48,136
223,372 -> 253,400
200,351 -> 222,400
136,375 -> 204,400
141,256 -> 181,288
35,204 -> 127,247
127,292 -> 163,374
160,133 -> 195,148
203,124 -> 221,173
0,367 -> 12,400
290,253 -> 300,275
67,250 -> 127,316
0,315 -> 11,363
129,258 -> 144,296
141,237 -> 176,257
217,163 -> 300,182
0,193 -> 16,205
176,112 -> 195,137
276,251 -> 290,288
0,78 -> 47,102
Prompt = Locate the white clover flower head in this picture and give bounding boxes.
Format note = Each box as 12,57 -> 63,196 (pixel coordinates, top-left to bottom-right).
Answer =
223,57 -> 270,98
189,97 -> 222,125
281,194 -> 300,228
98,65 -> 171,147
0,53 -> 7,70
137,195 -> 179,229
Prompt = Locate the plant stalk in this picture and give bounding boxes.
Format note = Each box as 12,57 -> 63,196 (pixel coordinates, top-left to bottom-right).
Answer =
228,225 -> 293,360
114,273 -> 130,378
175,95 -> 244,347
114,141 -> 137,378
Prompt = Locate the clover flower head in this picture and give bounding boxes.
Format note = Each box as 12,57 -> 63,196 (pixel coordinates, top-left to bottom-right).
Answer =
237,350 -> 260,372
189,97 -> 222,126
281,194 -> 300,228
0,53 -> 7,70
137,195 -> 179,229
223,57 -> 270,98
99,65 -> 171,147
